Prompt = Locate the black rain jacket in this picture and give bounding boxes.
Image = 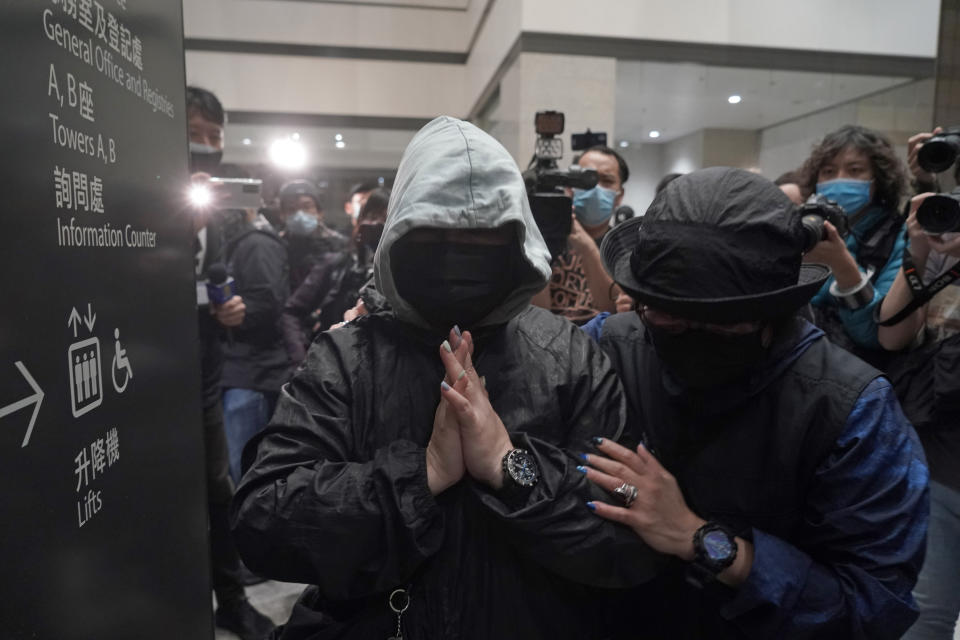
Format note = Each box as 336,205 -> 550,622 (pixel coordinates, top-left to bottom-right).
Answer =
231,116 -> 661,639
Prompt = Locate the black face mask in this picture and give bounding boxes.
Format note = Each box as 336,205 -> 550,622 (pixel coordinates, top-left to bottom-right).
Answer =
645,324 -> 768,389
189,143 -> 223,174
357,223 -> 384,253
391,240 -> 517,330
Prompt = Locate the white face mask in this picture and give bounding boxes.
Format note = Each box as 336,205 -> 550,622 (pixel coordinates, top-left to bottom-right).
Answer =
351,196 -> 365,221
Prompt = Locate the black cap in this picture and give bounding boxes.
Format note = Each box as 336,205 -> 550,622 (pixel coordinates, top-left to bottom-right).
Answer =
601,167 -> 830,323
280,179 -> 322,210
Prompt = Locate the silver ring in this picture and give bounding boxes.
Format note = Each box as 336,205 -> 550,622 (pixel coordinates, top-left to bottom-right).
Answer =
612,482 -> 638,507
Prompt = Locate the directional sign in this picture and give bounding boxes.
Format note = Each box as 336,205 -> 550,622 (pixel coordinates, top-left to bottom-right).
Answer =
1,2 -> 211,638
0,362 -> 44,448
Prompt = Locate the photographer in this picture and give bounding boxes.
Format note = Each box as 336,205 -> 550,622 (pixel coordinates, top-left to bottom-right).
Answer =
531,146 -> 627,324
186,86 -> 275,640
800,125 -> 908,354
277,179 -> 346,291
877,129 -> 960,640
280,188 -> 389,363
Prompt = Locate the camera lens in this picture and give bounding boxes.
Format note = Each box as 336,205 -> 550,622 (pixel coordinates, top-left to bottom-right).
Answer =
917,194 -> 960,234
800,214 -> 826,253
918,135 -> 960,174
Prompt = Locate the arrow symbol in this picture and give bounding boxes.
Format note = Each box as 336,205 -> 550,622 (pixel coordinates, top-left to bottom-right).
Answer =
0,361 -> 44,448
68,307 -> 81,338
83,303 -> 96,333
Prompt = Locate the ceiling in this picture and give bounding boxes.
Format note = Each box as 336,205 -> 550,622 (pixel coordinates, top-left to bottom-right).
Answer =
287,0 -> 470,9
222,123 -> 416,171
221,60 -> 931,172
615,61 -> 918,144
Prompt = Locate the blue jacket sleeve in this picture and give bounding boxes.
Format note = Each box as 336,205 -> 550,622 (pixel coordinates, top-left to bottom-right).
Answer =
836,230 -> 907,349
719,378 -> 929,639
580,312 -> 610,342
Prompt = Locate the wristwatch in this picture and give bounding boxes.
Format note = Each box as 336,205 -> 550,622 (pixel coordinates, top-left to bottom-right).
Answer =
687,522 -> 738,588
501,448 -> 539,488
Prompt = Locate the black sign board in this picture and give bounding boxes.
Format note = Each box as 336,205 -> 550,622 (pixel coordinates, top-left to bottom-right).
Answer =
0,1 -> 211,637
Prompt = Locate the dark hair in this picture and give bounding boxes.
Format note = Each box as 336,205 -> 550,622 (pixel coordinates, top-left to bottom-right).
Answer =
574,146 -> 630,185
347,181 -> 379,201
186,86 -> 225,126
357,188 -> 390,224
800,125 -> 906,210
774,170 -> 803,187
655,172 -> 683,194
774,169 -> 811,200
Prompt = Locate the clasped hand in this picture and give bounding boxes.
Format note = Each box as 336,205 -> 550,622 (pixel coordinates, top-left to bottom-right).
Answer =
425,328 -> 513,495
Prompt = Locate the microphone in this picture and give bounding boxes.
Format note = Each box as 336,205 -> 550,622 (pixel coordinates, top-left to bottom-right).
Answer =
206,263 -> 237,345
205,263 -> 236,305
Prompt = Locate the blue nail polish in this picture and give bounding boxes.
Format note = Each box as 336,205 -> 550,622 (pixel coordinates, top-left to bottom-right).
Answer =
576,465 -> 587,473
579,452 -> 589,462
591,437 -> 604,446
452,325 -> 463,349
586,502 -> 596,511
441,381 -> 451,391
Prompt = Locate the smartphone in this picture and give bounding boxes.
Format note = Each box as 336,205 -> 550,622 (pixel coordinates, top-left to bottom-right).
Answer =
210,177 -> 262,210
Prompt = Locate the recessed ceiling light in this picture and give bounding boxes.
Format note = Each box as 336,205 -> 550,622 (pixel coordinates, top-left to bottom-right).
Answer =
648,130 -> 661,139
335,140 -> 346,149
241,138 -> 252,145
291,132 -> 301,140
619,140 -> 629,148
335,134 -> 343,141
728,95 -> 742,104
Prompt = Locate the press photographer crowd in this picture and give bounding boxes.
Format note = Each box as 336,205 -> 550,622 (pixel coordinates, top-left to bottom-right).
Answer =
186,85 -> 960,640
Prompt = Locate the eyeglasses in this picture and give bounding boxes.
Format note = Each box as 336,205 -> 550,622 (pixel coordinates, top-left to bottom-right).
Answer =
638,306 -> 763,337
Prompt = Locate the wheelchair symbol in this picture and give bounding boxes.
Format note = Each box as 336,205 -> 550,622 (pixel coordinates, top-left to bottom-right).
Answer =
111,328 -> 133,394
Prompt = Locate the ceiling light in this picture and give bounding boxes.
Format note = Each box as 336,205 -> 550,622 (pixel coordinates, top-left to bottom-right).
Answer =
335,140 -> 346,149
269,138 -> 307,169
648,130 -> 661,139
241,138 -> 252,146
335,133 -> 343,141
728,95 -> 742,104
618,140 -> 629,148
291,132 -> 301,140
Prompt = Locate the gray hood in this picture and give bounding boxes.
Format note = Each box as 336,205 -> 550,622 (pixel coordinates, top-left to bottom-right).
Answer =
374,116 -> 551,329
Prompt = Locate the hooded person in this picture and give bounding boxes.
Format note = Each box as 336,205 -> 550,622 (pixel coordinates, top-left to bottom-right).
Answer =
230,116 -> 661,639
580,168 -> 929,639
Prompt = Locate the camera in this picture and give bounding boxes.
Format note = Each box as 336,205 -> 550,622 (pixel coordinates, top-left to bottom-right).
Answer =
522,111 -> 598,258
799,195 -> 849,252
916,188 -> 960,235
918,128 -> 960,174
189,178 -> 263,211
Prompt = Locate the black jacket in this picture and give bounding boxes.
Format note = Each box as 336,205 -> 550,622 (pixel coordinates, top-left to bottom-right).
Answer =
221,224 -> 292,392
280,249 -> 371,364
198,223 -> 225,409
231,307 -> 662,639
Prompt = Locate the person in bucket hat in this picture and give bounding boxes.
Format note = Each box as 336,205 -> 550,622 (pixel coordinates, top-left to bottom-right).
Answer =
580,168 -> 929,639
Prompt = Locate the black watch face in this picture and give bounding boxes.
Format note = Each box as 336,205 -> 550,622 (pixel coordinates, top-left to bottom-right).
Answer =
506,450 -> 538,487
703,530 -> 734,562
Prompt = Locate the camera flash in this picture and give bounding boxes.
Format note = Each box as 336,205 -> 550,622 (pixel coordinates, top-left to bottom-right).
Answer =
189,184 -> 213,208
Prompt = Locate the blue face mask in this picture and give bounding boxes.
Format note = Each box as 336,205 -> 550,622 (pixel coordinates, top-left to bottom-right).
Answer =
573,186 -> 618,226
816,179 -> 872,216
286,210 -> 319,236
